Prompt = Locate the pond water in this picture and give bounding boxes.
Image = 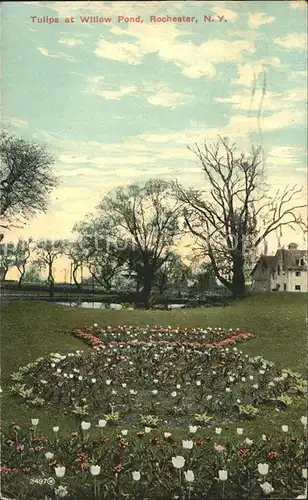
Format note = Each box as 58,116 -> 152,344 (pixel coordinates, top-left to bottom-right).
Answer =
57,302 -> 187,310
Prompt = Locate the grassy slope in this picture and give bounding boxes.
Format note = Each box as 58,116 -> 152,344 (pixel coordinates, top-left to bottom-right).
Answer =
1,293 -> 307,433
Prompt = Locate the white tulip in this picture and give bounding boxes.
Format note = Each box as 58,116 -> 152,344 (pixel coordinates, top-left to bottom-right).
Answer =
189,425 -> 198,434
258,463 -> 269,476
121,429 -> 128,436
45,452 -> 54,460
236,428 -> 243,435
98,419 -> 107,428
281,425 -> 288,432
245,438 -> 253,445
196,380 -> 201,386
93,323 -> 98,327
152,390 -> 158,395
302,468 -> 307,479
184,470 -> 195,482
172,455 -> 185,469
164,432 -> 171,438
218,469 -> 228,481
53,426 -> 59,433
90,465 -> 100,476
106,379 -> 111,385
144,427 -> 152,433
55,466 -> 66,478
171,391 -> 177,397
81,421 -> 91,431
260,482 -> 274,495
182,440 -> 193,449
91,378 -> 96,384
215,427 -> 222,435
300,416 -> 307,426
132,471 -> 141,481
31,419 -> 39,426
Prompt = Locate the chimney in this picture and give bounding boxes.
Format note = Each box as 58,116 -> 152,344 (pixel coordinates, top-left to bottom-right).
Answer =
288,242 -> 298,251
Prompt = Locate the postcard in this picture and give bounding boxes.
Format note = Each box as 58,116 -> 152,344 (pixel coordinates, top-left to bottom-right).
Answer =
1,2 -> 307,499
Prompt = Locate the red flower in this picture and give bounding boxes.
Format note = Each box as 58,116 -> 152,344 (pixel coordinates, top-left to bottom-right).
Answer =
114,464 -> 124,473
238,448 -> 250,458
267,450 -> 278,458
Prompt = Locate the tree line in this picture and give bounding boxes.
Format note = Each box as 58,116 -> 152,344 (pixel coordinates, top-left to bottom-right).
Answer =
0,132 -> 305,307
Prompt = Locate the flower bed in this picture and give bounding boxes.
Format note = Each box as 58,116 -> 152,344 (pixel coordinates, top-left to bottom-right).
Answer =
1,419 -> 307,499
9,337 -> 306,426
72,325 -> 255,349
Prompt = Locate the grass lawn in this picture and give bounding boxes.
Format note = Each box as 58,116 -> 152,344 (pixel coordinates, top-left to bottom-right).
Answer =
1,293 -> 307,436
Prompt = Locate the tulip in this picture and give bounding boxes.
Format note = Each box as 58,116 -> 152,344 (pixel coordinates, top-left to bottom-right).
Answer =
31,419 -> 39,426
45,452 -> 54,460
132,470 -> 141,481
260,482 -> 274,495
93,323 -> 98,327
236,428 -> 243,435
55,466 -> 66,478
281,425 -> 288,432
106,379 -> 111,385
53,426 -> 59,433
172,456 -> 185,469
90,465 -> 100,476
196,380 -> 201,386
144,427 -> 152,433
81,421 -> 91,431
300,416 -> 307,426
262,434 -> 267,441
215,428 -> 222,435
218,469 -> 228,481
164,432 -> 171,438
171,391 -> 177,397
98,419 -> 107,428
189,425 -> 198,434
182,440 -> 193,449
258,463 -> 269,476
296,489 -> 307,499
184,470 -> 195,482
121,429 -> 128,436
91,378 -> 96,384
245,438 -> 253,445
152,390 -> 158,395
302,468 -> 307,479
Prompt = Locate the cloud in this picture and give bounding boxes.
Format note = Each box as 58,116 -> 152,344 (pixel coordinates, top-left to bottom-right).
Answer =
248,12 -> 275,29
289,0 -> 307,8
266,146 -> 303,167
85,76 -> 193,107
146,86 -> 192,108
38,47 -> 75,62
3,117 -> 28,128
95,22 -> 254,78
233,57 -> 280,86
274,33 -> 307,50
86,77 -> 137,100
216,87 -> 307,112
58,38 -> 84,48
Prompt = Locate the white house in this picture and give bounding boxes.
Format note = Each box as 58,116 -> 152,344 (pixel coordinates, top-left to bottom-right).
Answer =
251,243 -> 307,292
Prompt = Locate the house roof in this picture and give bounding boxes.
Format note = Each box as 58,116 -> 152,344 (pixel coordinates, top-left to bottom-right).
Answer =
251,245 -> 307,276
275,248 -> 307,269
250,255 -> 277,276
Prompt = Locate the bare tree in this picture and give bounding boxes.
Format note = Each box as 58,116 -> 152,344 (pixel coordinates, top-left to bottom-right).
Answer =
14,238 -> 34,286
0,242 -> 15,281
174,136 -> 306,296
0,132 -> 57,229
35,240 -> 65,297
87,179 -> 182,308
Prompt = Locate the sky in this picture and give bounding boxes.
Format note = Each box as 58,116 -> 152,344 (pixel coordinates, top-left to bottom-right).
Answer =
2,1 -> 307,279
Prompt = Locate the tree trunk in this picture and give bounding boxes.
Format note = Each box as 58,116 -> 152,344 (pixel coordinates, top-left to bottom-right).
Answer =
18,270 -> 25,286
231,255 -> 246,296
142,269 -> 154,309
72,265 -> 82,290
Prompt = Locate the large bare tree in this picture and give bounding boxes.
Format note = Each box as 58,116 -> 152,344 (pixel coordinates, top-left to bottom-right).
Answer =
174,136 -> 306,296
86,179 -> 182,308
0,132 -> 57,229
